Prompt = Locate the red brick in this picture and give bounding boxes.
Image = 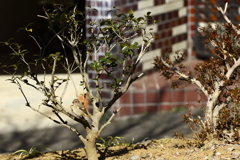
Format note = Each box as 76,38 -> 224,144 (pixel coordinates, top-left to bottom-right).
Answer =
189,0 -> 195,5
181,17 -> 188,24
132,4 -> 138,11
101,91 -> 111,99
159,105 -> 172,111
150,43 -> 156,50
210,0 -> 217,3
133,92 -> 145,103
186,90 -> 198,102
171,19 -> 178,27
180,33 -> 187,41
119,92 -> 131,103
186,84 -> 198,90
154,15 -> 160,21
160,31 -> 166,39
172,90 -> 185,102
132,81 -> 144,90
160,13 -> 167,21
97,1 -> 102,7
100,73 -> 111,79
119,106 -> 131,116
154,0 -> 165,5
164,22 -> 170,28
190,24 -> 195,31
158,24 -> 163,31
198,92 -> 208,102
164,39 -> 171,46
147,105 -> 158,113
174,34 -> 181,43
135,64 -> 143,73
168,30 -> 172,37
191,50 -> 196,56
86,1 -> 91,6
190,16 -> 195,22
133,106 -> 145,114
159,90 -> 171,103
145,80 -> 157,90
122,0 -> 127,5
171,37 -> 177,44
115,0 -> 121,6
147,92 -> 158,103
190,8 -> 195,14
157,41 -> 163,48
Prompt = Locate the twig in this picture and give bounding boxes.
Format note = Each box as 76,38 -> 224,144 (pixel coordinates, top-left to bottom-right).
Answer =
99,107 -> 122,135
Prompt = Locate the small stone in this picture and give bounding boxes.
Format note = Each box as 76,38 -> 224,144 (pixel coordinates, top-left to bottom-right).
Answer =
129,155 -> 140,160
232,152 -> 240,156
215,152 -> 221,156
227,147 -> 235,151
175,152 -> 180,155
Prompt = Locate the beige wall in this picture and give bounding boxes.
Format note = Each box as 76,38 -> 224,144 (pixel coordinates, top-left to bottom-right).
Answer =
0,74 -> 84,134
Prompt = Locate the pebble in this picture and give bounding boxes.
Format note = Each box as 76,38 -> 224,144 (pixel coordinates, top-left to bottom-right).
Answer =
129,155 -> 140,160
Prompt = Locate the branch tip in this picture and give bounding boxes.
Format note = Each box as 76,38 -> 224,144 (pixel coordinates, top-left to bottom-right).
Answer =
138,73 -> 144,78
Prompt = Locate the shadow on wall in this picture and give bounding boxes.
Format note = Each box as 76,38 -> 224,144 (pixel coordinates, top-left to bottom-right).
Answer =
0,108 -> 204,153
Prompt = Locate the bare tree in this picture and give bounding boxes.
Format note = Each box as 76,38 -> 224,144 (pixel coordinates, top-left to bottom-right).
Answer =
154,2 -> 240,132
2,5 -> 155,160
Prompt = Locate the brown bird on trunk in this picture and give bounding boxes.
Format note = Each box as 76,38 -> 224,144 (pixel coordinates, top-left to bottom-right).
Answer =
71,99 -> 92,120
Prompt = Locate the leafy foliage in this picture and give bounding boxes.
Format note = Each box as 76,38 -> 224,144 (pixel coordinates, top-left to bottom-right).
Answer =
1,3 -> 155,160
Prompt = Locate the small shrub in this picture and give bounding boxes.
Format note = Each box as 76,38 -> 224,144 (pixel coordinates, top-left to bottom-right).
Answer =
1,3 -> 156,160
154,2 -> 240,143
12,145 -> 50,159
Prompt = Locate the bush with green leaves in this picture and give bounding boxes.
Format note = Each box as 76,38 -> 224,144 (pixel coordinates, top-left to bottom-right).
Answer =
1,4 -> 155,160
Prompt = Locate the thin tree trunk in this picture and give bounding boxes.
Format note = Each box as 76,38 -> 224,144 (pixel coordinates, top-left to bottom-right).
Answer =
205,100 -> 214,127
84,139 -> 98,160
81,130 -> 99,160
205,93 -> 221,128
212,108 -> 219,128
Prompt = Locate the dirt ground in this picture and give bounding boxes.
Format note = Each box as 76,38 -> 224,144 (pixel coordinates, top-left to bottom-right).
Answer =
2,108 -> 239,160
1,138 -> 240,160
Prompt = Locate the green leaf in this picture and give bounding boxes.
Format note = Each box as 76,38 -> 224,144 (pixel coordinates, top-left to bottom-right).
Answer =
137,17 -> 144,21
122,46 -> 129,53
26,28 -> 33,32
105,52 -> 110,57
130,42 -> 139,48
90,63 -> 95,69
128,9 -> 134,15
154,20 -> 161,23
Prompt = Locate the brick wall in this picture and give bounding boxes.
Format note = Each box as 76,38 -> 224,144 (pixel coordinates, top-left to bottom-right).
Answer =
112,0 -> 200,117
86,0 -> 117,103
86,0 -> 238,117
116,0 -> 191,74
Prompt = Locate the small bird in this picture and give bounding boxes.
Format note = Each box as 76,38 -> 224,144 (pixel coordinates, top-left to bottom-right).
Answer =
71,99 -> 92,120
